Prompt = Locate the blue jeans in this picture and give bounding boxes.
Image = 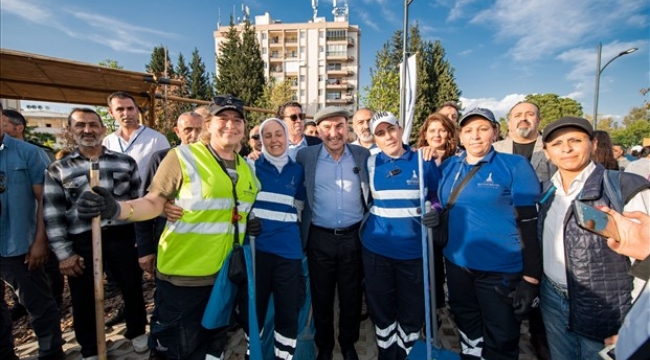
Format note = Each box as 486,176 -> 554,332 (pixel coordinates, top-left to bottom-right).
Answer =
539,278 -> 604,360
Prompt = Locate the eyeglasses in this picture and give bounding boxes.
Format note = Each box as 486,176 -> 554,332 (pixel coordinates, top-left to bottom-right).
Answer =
250,134 -> 260,140
0,171 -> 5,194
285,114 -> 306,122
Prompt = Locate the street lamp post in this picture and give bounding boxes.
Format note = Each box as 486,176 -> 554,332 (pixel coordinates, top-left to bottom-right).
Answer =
592,43 -> 638,129
398,0 -> 414,128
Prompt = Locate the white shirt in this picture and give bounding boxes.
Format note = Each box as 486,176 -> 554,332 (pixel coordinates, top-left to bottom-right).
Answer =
543,161 -> 650,286
103,125 -> 170,189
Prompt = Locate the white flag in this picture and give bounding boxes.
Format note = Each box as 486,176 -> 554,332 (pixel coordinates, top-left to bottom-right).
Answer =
400,54 -> 417,144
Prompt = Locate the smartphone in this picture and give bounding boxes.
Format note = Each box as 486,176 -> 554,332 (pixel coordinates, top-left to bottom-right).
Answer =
573,201 -> 620,242
599,344 -> 616,360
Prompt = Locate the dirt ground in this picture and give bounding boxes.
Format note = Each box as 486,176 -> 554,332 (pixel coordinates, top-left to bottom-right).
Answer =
6,273 -> 157,349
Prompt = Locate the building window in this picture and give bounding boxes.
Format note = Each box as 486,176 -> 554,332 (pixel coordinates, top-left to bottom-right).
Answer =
319,46 -> 324,53
46,124 -> 52,128
300,46 -> 305,54
262,47 -> 267,54
300,31 -> 305,39
319,31 -> 324,38
300,90 -> 305,96
318,89 -> 323,96
318,75 -> 324,82
327,91 -> 342,100
326,29 -> 347,40
262,33 -> 267,40
327,63 -> 342,71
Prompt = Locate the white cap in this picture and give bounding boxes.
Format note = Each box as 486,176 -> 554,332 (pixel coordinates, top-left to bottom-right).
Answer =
370,111 -> 399,134
631,145 -> 643,152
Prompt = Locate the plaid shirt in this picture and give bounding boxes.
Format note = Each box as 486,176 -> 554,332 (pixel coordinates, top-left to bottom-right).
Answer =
43,147 -> 140,261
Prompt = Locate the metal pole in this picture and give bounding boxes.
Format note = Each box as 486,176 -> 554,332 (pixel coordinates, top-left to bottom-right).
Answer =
592,43 -> 602,129
399,0 -> 410,128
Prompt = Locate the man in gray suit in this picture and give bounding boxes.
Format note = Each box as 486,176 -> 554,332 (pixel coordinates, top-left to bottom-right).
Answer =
492,100 -> 554,360
296,106 -> 370,360
493,101 -> 556,182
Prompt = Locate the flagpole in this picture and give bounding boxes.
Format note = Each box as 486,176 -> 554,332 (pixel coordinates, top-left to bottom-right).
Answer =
399,0 -> 413,128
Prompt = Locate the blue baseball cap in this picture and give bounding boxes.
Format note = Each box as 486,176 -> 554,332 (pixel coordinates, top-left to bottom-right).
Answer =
458,107 -> 497,127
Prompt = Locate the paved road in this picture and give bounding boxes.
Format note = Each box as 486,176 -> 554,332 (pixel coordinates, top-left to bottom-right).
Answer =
16,305 -> 539,359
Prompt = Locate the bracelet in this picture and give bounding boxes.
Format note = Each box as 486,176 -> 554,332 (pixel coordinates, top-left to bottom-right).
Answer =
124,203 -> 135,221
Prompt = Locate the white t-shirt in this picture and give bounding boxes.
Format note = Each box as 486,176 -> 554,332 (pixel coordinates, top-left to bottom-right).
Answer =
103,125 -> 170,190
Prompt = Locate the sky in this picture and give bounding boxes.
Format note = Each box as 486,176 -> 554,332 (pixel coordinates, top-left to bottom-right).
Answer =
1,0 -> 648,122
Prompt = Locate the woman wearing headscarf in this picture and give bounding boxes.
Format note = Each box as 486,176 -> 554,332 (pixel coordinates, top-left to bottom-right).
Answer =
252,118 -> 306,360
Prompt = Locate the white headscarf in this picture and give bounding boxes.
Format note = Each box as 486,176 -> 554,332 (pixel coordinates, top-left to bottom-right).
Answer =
259,118 -> 289,172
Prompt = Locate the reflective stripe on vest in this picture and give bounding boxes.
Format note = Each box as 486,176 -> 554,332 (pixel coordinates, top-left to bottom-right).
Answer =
157,143 -> 259,277
368,155 -> 422,219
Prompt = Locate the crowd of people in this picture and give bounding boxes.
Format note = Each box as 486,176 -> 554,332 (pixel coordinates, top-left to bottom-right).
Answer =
1,94 -> 649,360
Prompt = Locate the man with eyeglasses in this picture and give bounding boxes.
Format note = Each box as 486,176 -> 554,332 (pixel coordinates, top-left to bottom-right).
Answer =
0,103 -> 65,360
277,101 -> 322,160
248,125 -> 262,152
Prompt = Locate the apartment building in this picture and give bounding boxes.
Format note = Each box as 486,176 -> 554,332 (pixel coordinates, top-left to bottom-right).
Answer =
214,5 -> 360,115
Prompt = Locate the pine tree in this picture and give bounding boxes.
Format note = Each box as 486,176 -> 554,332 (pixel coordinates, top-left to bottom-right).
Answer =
189,48 -> 213,100
175,52 -> 191,98
145,45 -> 175,77
215,21 -> 242,96
215,19 -> 266,121
362,23 -> 461,143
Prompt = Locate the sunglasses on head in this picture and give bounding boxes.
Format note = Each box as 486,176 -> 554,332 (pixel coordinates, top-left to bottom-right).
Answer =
250,134 -> 260,140
213,95 -> 244,108
286,114 -> 306,122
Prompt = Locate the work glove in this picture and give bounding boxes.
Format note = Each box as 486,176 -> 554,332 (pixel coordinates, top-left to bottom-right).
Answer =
247,215 -> 262,237
77,186 -> 120,220
512,280 -> 540,322
422,208 -> 440,228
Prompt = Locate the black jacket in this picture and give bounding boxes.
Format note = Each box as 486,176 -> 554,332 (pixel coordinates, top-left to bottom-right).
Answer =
538,163 -> 650,340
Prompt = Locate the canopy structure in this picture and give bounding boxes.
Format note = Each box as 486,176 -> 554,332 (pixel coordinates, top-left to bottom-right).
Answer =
0,48 -> 182,125
0,48 -> 290,124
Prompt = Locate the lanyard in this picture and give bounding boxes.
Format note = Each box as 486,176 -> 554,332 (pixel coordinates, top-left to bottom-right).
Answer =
118,126 -> 147,154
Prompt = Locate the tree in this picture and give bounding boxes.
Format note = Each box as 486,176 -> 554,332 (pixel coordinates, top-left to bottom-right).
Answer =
188,48 -> 213,100
145,45 -> 175,77
524,93 -> 583,130
96,59 -> 124,132
361,22 -> 461,143
256,77 -> 295,126
173,52 -> 193,114
610,105 -> 650,147
361,42 -> 400,115
214,19 -> 266,121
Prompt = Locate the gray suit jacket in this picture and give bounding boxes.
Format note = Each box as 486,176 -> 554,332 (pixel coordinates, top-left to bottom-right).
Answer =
493,136 -> 557,182
295,144 -> 371,247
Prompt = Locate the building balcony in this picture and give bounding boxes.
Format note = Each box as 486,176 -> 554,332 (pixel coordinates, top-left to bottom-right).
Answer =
326,95 -> 354,104
326,53 -> 354,62
285,38 -> 298,44
326,80 -> 354,90
326,69 -> 355,76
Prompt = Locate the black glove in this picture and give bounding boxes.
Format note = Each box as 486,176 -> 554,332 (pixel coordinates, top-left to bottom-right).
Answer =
247,216 -> 262,237
512,280 -> 540,322
77,186 -> 120,220
422,208 -> 440,228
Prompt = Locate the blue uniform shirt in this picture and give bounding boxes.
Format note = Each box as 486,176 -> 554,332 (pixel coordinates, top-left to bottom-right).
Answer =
252,156 -> 306,259
439,148 -> 540,273
0,135 -> 50,257
361,147 -> 441,260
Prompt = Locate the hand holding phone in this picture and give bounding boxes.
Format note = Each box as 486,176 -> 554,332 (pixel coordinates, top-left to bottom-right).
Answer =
573,201 -> 621,242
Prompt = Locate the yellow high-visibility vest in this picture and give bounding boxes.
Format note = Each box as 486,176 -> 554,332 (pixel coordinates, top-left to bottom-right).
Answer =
157,143 -> 259,277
